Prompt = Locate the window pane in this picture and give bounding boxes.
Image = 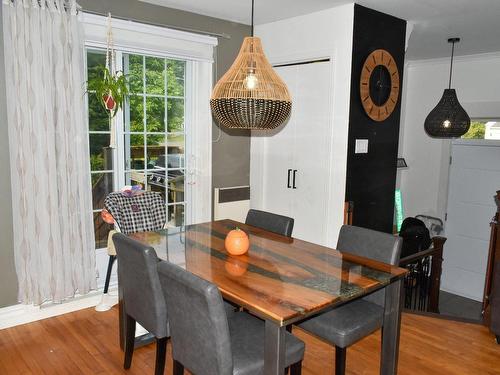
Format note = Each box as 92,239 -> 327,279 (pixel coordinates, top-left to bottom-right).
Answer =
146,97 -> 165,132
168,170 -> 184,204
91,172 -> 114,209
127,54 -> 144,94
124,134 -> 145,170
87,50 -> 106,82
167,98 -> 184,132
167,204 -> 184,227
93,212 -> 114,249
125,171 -> 146,188
146,56 -> 165,95
167,60 -> 185,97
89,134 -> 112,171
126,95 -> 144,133
147,134 -> 165,169
167,133 -> 185,169
88,94 -> 110,131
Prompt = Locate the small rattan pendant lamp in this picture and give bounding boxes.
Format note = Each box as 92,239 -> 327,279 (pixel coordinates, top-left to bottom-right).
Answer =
210,0 -> 292,130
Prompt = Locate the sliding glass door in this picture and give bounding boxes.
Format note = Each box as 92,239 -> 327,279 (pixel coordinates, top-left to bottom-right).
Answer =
87,49 -> 190,249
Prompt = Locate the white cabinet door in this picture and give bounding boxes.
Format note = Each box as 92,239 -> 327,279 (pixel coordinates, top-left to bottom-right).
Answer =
258,65 -> 297,217
290,61 -> 332,244
251,61 -> 333,244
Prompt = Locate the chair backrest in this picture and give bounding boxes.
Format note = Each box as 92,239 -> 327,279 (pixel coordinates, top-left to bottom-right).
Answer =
157,261 -> 232,375
245,209 -> 294,237
113,233 -> 168,338
104,191 -> 166,234
337,225 -> 403,306
337,225 -> 402,265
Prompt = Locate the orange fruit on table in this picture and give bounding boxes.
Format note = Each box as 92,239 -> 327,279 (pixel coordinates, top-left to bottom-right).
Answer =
225,228 -> 250,255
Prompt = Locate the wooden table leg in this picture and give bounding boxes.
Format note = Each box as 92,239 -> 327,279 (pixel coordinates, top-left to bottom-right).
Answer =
264,320 -> 286,375
381,278 -> 404,375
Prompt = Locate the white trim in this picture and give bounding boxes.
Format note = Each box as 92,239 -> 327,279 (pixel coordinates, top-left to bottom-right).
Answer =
0,287 -> 117,330
82,13 -> 217,46
406,51 -> 500,68
451,139 -> 500,147
82,13 -> 217,63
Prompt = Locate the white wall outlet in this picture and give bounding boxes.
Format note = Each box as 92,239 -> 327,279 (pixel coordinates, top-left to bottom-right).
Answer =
355,139 -> 369,154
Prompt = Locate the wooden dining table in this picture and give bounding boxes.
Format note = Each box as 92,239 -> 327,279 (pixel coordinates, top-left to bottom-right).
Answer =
123,219 -> 408,375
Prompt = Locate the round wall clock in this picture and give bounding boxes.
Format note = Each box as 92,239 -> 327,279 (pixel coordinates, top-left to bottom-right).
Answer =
360,49 -> 400,122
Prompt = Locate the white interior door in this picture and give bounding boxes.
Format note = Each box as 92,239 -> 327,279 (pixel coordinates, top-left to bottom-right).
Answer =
443,140 -> 500,301
259,65 -> 297,217
290,61 -> 332,244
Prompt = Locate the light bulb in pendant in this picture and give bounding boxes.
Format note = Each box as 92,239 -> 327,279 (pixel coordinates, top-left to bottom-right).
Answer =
443,119 -> 451,128
244,72 -> 258,90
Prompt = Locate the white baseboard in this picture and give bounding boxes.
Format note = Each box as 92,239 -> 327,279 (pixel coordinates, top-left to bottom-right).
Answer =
0,286 -> 118,330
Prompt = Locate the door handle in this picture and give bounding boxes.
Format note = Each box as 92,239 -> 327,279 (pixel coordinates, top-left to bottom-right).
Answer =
287,169 -> 292,188
292,170 -> 297,189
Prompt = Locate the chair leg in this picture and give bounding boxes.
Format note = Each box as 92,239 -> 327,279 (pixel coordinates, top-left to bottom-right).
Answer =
124,314 -> 136,369
335,346 -> 346,375
155,337 -> 168,375
290,361 -> 302,375
103,255 -> 116,294
173,360 -> 184,375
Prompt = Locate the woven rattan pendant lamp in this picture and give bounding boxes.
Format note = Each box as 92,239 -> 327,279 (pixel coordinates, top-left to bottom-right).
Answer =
424,38 -> 470,138
210,0 -> 292,130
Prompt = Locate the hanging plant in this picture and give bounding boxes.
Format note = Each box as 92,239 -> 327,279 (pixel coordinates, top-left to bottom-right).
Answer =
85,13 -> 126,148
87,66 -> 128,118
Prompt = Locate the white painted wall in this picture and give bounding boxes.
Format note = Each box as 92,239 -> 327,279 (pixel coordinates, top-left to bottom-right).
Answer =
399,52 -> 500,221
399,53 -> 500,299
251,4 -> 355,247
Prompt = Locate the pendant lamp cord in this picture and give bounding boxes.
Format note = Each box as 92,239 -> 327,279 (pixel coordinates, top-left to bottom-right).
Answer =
448,40 -> 455,89
251,0 -> 254,37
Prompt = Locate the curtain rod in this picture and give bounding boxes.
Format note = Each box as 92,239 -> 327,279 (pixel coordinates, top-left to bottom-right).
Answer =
79,8 -> 231,40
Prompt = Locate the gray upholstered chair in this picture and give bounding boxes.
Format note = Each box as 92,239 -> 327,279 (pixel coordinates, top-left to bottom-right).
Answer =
298,225 -> 403,375
113,233 -> 169,375
245,209 -> 294,237
157,260 -> 305,375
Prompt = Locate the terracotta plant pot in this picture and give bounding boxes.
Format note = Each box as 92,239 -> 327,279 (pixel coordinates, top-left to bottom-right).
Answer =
225,228 -> 250,255
102,94 -> 116,111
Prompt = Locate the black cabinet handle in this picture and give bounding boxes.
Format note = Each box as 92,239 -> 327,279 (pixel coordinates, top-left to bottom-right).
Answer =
287,169 -> 292,188
292,170 -> 297,189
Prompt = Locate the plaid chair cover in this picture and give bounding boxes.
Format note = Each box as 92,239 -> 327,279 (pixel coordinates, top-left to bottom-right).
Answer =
104,191 -> 166,235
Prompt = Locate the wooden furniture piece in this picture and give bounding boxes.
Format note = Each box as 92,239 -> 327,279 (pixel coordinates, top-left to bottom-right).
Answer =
400,236 -> 447,313
484,190 -> 500,340
126,219 -> 407,375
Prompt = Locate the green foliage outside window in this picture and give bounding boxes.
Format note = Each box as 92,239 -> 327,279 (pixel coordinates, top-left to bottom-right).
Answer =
462,121 -> 486,139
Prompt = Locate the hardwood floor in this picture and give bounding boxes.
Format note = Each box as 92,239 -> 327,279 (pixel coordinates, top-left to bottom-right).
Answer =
0,307 -> 499,374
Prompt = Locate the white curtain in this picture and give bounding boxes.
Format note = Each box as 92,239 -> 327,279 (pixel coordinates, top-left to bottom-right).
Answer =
2,0 -> 96,305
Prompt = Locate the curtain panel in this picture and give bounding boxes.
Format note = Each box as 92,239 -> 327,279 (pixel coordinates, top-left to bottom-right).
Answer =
2,0 -> 96,304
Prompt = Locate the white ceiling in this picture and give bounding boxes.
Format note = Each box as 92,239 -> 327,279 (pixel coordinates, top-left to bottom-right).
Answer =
140,0 -> 500,60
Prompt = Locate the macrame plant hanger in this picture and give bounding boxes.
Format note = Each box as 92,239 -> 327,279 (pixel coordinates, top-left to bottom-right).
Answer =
105,13 -> 117,148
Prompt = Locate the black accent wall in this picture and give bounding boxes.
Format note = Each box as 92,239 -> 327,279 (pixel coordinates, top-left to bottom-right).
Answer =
345,5 -> 406,233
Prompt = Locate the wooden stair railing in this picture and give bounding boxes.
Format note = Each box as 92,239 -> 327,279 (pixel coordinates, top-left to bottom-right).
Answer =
399,236 -> 447,313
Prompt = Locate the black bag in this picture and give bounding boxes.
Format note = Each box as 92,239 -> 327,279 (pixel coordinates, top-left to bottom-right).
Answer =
399,217 -> 432,258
